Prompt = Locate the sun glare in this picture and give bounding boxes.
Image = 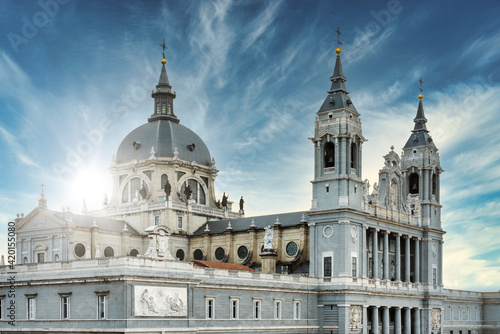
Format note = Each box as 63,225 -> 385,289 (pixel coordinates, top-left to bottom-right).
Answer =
67,167 -> 112,212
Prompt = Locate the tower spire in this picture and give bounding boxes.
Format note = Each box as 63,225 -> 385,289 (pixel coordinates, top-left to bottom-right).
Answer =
149,39 -> 178,123
38,183 -> 47,209
403,78 -> 436,149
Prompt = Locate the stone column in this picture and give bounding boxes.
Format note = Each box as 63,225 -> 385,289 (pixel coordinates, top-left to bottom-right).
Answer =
318,304 -> 325,334
404,307 -> 411,334
395,234 -> 401,281
372,306 -> 379,334
362,305 -> 368,334
338,304 -> 350,333
413,307 -> 421,334
414,238 -> 420,283
373,229 -> 379,279
404,235 -> 410,282
382,306 -> 389,334
383,231 -> 389,280
362,225 -> 368,278
394,307 -> 402,334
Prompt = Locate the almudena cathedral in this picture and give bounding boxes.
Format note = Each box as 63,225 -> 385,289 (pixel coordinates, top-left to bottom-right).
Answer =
1,42 -> 499,334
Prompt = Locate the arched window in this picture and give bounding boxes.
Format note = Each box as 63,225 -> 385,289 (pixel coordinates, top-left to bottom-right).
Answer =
156,103 -> 160,114
351,142 -> 357,169
104,246 -> 114,257
432,174 -> 437,196
180,179 -> 206,205
324,141 -> 335,168
130,249 -> 139,257
161,103 -> 166,114
176,249 -> 185,261
122,178 -> 149,203
409,173 -> 419,194
161,174 -> 168,189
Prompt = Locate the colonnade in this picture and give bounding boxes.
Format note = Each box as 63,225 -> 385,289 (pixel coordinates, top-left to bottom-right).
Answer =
368,228 -> 422,283
367,306 -> 422,334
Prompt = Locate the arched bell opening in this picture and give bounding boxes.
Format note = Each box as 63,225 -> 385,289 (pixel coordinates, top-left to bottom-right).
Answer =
324,141 -> 335,168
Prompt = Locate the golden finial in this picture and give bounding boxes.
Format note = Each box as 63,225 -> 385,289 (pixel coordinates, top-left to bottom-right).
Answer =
160,39 -> 168,64
335,27 -> 342,54
418,77 -> 424,100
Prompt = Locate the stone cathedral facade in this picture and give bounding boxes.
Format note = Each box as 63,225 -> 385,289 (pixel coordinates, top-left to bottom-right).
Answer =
1,45 -> 499,334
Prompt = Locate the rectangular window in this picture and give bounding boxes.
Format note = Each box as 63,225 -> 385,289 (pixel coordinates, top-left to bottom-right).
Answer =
98,295 -> 106,319
323,256 -> 332,277
61,296 -> 70,319
155,216 -> 160,225
294,300 -> 301,320
450,308 -> 454,320
0,297 -> 4,320
253,299 -> 261,319
468,308 -> 471,320
37,253 -> 45,263
352,256 -> 357,277
230,298 -> 239,319
274,300 -> 282,320
433,267 -> 437,285
476,309 -> 480,321
206,298 -> 215,320
177,217 -> 183,229
27,297 -> 36,320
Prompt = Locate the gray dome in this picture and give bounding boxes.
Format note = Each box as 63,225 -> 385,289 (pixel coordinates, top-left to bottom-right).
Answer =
116,120 -> 211,166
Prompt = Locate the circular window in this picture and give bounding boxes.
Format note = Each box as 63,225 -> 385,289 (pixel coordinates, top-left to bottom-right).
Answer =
323,225 -> 334,238
130,249 -> 139,257
215,247 -> 225,261
237,245 -> 249,260
193,249 -> 204,260
176,249 -> 185,261
286,241 -> 298,257
104,246 -> 114,257
74,243 -> 86,258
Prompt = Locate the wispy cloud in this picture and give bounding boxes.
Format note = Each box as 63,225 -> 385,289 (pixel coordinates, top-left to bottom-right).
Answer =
0,123 -> 39,167
241,0 -> 284,51
344,25 -> 395,65
461,29 -> 500,68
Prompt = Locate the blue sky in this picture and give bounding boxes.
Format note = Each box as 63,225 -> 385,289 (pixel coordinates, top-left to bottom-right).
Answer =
0,0 -> 499,291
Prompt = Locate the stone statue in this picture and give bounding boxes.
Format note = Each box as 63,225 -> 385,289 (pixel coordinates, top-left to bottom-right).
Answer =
405,195 -> 412,214
363,179 -> 369,207
164,180 -> 171,199
140,184 -> 148,200
173,147 -> 179,160
349,305 -> 363,329
184,185 -> 192,201
239,196 -> 244,211
95,244 -> 101,258
389,179 -> 397,210
391,260 -> 396,279
221,192 -> 228,209
263,225 -> 274,250
144,235 -> 157,258
372,182 -> 379,204
414,197 -> 421,217
431,308 -> 441,330
216,199 -> 221,209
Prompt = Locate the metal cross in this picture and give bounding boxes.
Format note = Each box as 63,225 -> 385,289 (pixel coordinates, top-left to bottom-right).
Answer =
41,183 -> 44,193
336,27 -> 342,46
160,39 -> 168,58
419,77 -> 423,93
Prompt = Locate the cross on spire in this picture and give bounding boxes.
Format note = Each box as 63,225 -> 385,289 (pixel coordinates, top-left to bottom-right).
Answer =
41,183 -> 45,194
335,27 -> 342,47
160,39 -> 168,58
419,77 -> 423,93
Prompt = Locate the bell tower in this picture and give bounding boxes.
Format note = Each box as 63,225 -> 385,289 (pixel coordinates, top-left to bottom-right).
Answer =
309,42 -> 366,211
400,88 -> 444,230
